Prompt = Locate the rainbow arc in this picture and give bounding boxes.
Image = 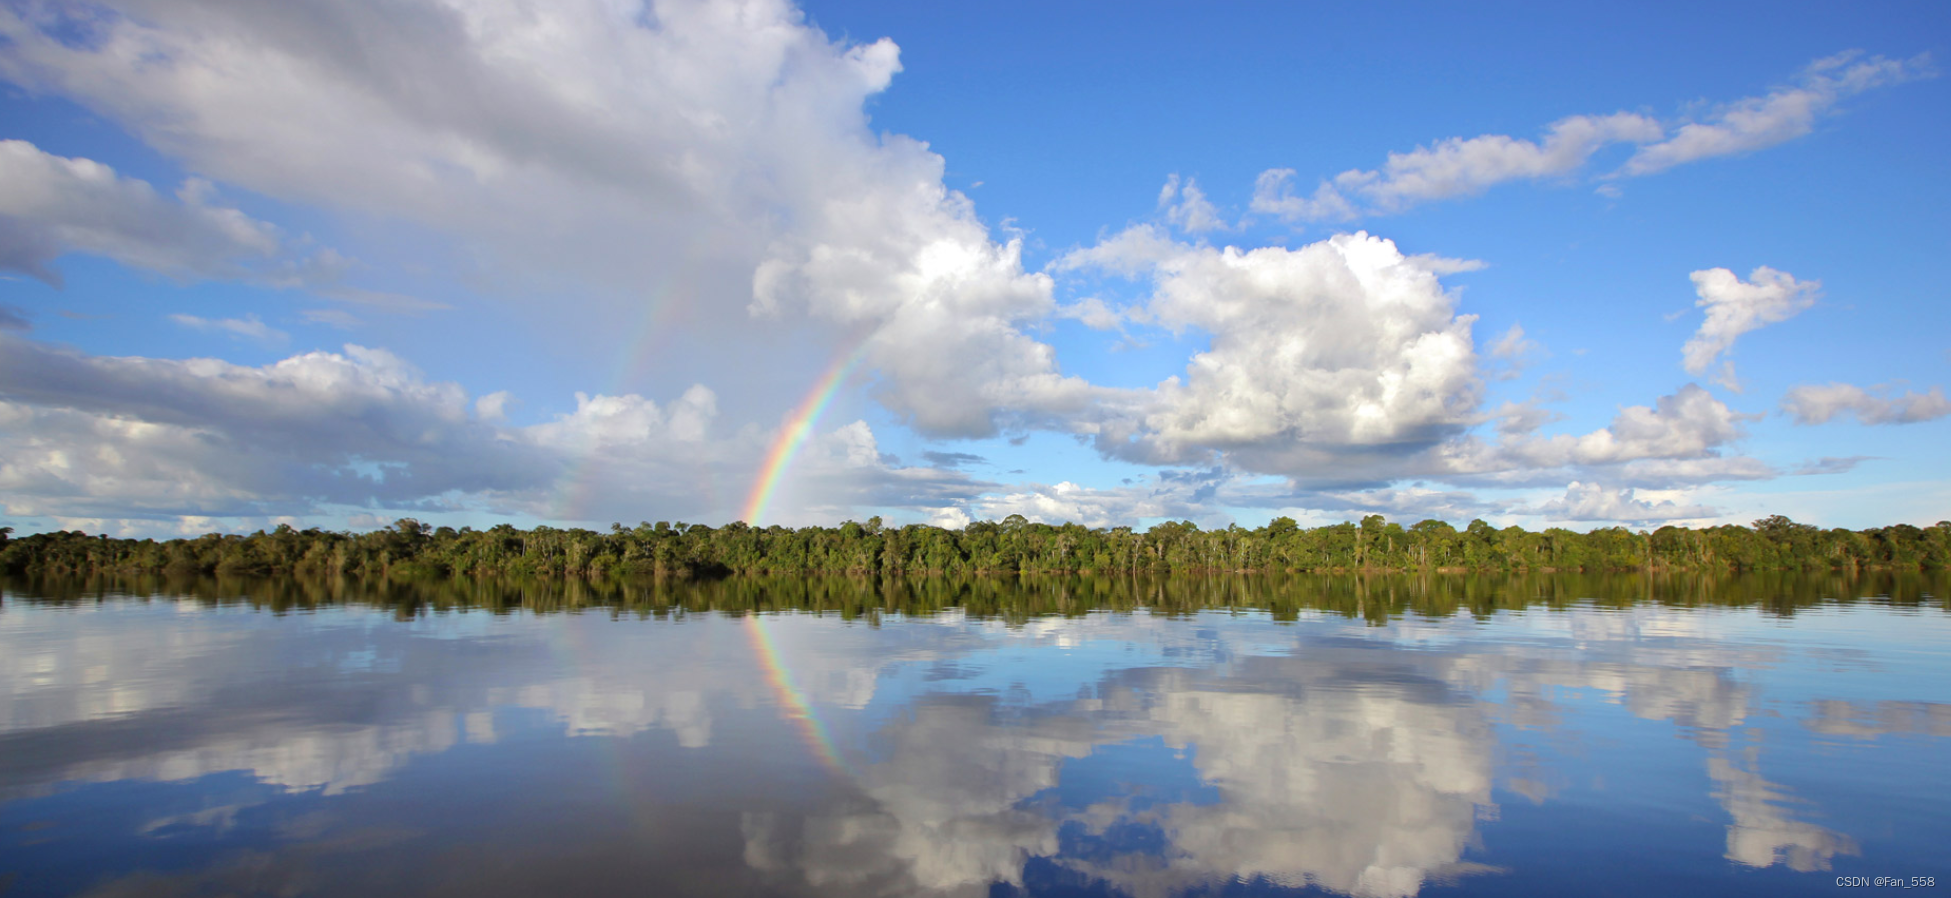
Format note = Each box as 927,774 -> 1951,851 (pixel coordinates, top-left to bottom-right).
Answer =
740,346 -> 867,525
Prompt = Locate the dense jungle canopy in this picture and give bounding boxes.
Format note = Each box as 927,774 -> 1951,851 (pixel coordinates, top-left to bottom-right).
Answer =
2,514 -> 1947,578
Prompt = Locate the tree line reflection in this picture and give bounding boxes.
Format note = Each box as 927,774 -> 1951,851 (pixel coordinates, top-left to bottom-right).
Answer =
5,567 -> 1945,623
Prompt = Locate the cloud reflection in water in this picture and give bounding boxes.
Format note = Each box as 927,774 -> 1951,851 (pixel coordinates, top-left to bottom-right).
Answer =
0,595 -> 1942,898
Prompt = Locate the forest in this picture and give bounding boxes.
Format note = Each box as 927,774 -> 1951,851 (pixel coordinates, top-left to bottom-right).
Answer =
2,513 -> 1947,578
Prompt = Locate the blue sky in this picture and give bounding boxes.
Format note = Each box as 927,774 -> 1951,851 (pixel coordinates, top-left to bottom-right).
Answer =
0,0 -> 1946,536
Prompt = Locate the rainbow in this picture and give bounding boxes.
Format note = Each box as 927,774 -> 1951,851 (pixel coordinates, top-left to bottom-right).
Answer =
745,613 -> 852,777
740,347 -> 865,525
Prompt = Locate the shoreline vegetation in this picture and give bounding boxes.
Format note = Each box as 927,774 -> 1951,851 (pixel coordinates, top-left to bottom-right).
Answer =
2,514 -> 1947,578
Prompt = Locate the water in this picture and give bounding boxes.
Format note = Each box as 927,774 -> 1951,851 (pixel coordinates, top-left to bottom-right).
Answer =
1,573 -> 1946,897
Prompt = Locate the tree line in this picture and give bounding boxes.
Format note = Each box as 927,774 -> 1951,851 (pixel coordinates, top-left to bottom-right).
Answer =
2,513 -> 1947,578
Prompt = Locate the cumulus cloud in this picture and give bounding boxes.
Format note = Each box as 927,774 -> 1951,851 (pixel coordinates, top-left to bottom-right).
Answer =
1536,481 -> 1717,524
972,471 -> 1231,530
1681,266 -> 1819,386
961,472 -> 1504,533
0,334 -> 986,527
1467,384 -> 1749,472
1252,53 -> 1930,221
1035,231 -> 1781,513
0,139 -> 291,286
0,334 -> 553,518
1067,231 -> 1483,476
0,0 -> 1086,442
1781,382 -> 1951,425
1621,51 -> 1934,176
1265,484 -> 1503,525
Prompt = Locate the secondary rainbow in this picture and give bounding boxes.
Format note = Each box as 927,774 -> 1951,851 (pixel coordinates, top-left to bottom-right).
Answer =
548,271 -> 713,522
740,346 -> 866,525
745,613 -> 852,777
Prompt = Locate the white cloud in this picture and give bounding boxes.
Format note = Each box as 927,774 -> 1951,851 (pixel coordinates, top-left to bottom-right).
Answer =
1475,384 -> 1750,470
1621,51 -> 1934,176
0,334 -> 552,518
1159,173 -> 1227,233
0,139 -> 286,286
0,334 -> 989,527
1250,167 -> 1358,222
1486,323 -> 1539,380
1610,456 -> 1777,487
1537,481 -> 1717,524
1681,266 -> 1819,384
1044,232 -> 1789,508
1252,53 -> 1931,221
1052,223 -> 1180,277
529,386 -> 719,449
168,312 -> 288,344
1262,484 -> 1503,526
0,0 -> 1084,442
926,505 -> 973,530
1052,296 -> 1127,331
1781,382 -> 1951,425
972,473 -> 1228,530
1331,112 -> 1663,214
1067,231 -> 1484,476
473,390 -> 515,423
1487,323 -> 1536,360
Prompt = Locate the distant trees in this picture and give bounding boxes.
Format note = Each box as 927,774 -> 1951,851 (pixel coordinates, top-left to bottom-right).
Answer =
2,515 -> 1947,578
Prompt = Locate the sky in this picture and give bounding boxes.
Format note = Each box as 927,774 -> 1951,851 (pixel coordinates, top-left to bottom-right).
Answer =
0,0 -> 1947,538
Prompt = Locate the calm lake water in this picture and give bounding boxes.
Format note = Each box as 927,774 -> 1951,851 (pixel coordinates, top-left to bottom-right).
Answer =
1,573 -> 1946,897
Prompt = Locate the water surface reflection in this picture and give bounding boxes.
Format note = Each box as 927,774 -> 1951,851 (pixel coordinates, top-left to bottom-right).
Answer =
0,573 -> 1945,897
